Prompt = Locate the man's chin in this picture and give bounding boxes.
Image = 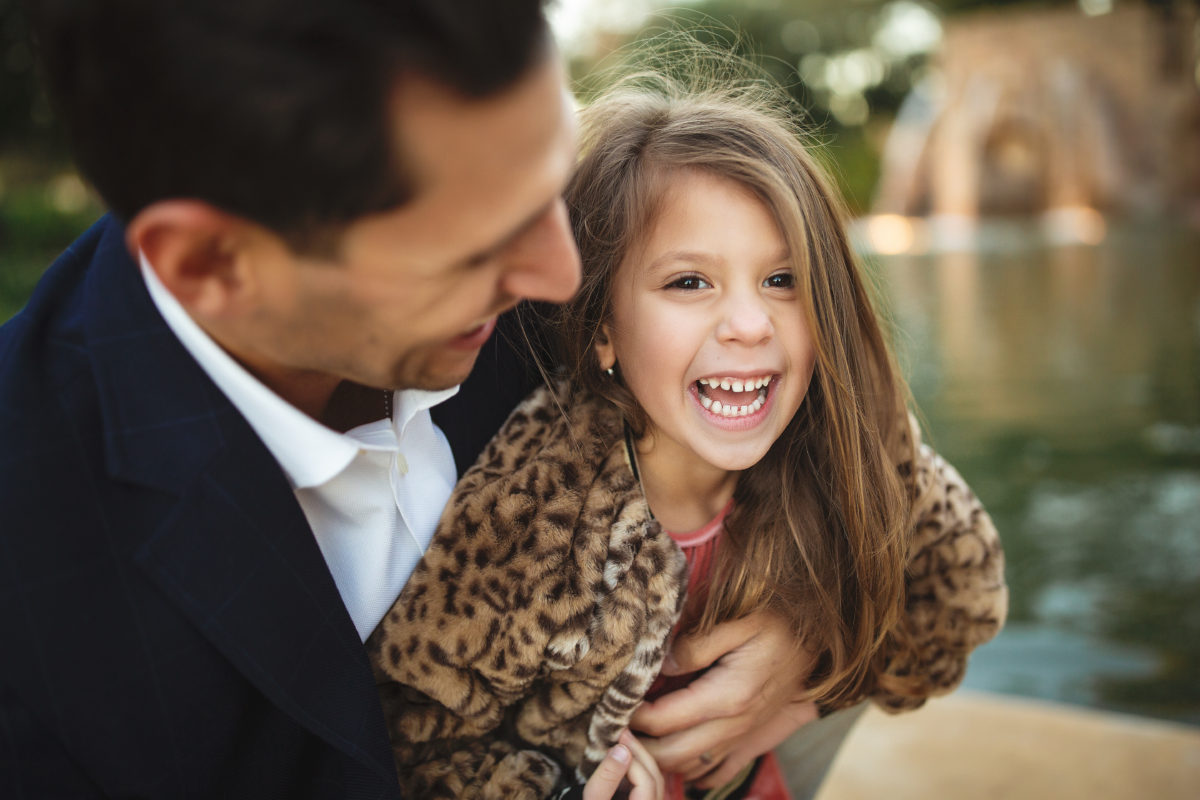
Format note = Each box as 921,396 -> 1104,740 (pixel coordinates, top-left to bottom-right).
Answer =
395,350 -> 481,393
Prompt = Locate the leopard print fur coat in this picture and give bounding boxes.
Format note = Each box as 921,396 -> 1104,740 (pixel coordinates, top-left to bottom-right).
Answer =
367,381 -> 1006,798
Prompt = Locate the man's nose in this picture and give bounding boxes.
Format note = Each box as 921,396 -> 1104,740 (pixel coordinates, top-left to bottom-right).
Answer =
499,199 -> 581,304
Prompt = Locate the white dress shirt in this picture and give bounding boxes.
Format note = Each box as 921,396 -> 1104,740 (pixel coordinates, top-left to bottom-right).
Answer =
140,256 -> 458,641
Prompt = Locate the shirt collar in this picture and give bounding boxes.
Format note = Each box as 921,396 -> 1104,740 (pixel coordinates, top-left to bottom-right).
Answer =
139,254 -> 458,489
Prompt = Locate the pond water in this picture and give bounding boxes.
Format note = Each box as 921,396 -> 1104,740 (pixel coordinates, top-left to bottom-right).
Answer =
868,220 -> 1200,726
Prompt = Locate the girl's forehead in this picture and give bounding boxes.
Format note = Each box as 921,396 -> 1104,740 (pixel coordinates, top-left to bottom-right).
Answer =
639,167 -> 739,232
617,171 -> 789,269
643,168 -> 789,243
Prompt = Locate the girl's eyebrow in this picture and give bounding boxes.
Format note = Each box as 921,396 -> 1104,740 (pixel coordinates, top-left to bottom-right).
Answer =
646,250 -> 717,270
646,248 -> 791,271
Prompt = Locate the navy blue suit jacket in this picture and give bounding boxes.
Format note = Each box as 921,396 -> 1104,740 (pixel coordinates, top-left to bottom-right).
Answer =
0,215 -> 540,798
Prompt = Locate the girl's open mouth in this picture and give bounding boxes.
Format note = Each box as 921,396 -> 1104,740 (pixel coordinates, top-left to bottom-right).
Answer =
694,375 -> 774,418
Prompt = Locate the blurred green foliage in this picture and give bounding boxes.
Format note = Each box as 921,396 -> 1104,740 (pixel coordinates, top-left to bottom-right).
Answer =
2,0 -> 85,322
0,155 -> 103,322
565,0 -> 1083,212
565,0 -> 930,213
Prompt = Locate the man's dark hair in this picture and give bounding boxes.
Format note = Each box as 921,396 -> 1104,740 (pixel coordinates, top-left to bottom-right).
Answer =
22,0 -> 550,247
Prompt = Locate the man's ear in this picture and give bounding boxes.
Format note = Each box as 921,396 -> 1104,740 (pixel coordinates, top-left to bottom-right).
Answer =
593,324 -> 616,371
125,200 -> 257,320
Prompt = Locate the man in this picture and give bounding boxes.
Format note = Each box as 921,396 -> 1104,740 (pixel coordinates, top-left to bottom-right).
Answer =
1,1 -> 814,797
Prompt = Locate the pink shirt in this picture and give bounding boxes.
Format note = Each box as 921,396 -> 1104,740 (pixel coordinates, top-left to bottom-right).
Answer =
649,500 -> 792,800
644,498 -> 734,701
665,497 -> 733,600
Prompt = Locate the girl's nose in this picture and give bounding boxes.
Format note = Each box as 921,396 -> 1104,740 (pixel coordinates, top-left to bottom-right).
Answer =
716,294 -> 774,346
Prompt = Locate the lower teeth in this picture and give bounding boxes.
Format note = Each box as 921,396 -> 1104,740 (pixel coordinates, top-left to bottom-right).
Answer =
699,387 -> 768,417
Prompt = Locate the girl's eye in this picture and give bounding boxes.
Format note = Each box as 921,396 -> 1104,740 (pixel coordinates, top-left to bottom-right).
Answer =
666,274 -> 711,291
764,271 -> 796,289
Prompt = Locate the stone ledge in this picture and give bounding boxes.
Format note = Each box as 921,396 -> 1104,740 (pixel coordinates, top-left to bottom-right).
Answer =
806,690 -> 1200,800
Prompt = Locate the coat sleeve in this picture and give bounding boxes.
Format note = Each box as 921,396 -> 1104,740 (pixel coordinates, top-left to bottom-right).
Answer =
370,494 -> 684,800
367,469 -> 582,800
869,414 -> 1008,712
369,385 -> 686,798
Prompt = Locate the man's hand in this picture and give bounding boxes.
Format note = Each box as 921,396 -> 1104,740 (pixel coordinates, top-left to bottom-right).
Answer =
630,612 -> 819,789
583,729 -> 664,800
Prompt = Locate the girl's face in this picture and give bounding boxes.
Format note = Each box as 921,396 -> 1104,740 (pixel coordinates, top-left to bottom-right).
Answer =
596,168 -> 816,477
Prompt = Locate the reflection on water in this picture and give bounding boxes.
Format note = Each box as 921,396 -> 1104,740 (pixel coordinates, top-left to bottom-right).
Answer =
871,221 -> 1200,726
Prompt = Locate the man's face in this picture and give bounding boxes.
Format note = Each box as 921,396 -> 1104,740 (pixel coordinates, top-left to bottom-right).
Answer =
237,54 -> 580,395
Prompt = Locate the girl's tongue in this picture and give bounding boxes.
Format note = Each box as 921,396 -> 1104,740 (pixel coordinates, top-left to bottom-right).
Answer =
702,385 -> 759,406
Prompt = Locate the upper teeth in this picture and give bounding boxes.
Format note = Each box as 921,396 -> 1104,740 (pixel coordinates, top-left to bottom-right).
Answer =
697,376 -> 772,391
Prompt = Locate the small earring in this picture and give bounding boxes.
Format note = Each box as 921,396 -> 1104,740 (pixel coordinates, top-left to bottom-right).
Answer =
605,366 -> 615,377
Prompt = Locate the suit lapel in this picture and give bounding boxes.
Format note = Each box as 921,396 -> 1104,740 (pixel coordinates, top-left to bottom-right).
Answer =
134,426 -> 396,780
82,216 -> 395,783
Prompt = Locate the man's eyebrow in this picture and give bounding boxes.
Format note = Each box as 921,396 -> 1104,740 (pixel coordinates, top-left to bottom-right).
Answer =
463,199 -> 556,265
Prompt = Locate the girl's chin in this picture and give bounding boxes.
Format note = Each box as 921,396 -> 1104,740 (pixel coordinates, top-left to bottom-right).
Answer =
693,442 -> 772,473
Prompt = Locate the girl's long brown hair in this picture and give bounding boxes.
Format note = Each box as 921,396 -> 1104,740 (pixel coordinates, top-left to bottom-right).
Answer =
551,55 -> 918,707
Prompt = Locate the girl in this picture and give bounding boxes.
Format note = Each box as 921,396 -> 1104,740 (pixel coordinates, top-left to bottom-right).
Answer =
367,72 -> 1007,800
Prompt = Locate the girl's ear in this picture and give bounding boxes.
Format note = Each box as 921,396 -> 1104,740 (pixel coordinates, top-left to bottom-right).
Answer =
593,324 -> 617,372
125,200 -> 258,321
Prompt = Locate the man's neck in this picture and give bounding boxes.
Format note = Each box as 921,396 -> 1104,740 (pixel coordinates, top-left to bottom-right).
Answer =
238,365 -> 384,432
217,345 -> 344,425
321,381 -> 391,432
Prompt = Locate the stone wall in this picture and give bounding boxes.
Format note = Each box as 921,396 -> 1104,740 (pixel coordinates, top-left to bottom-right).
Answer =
872,2 -> 1200,220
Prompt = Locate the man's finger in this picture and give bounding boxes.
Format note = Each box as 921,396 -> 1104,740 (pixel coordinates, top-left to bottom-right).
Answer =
677,748 -> 728,783
689,701 -> 820,789
581,744 -> 632,800
691,753 -> 745,791
631,667 -> 748,738
637,712 -> 736,771
661,615 -> 762,675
